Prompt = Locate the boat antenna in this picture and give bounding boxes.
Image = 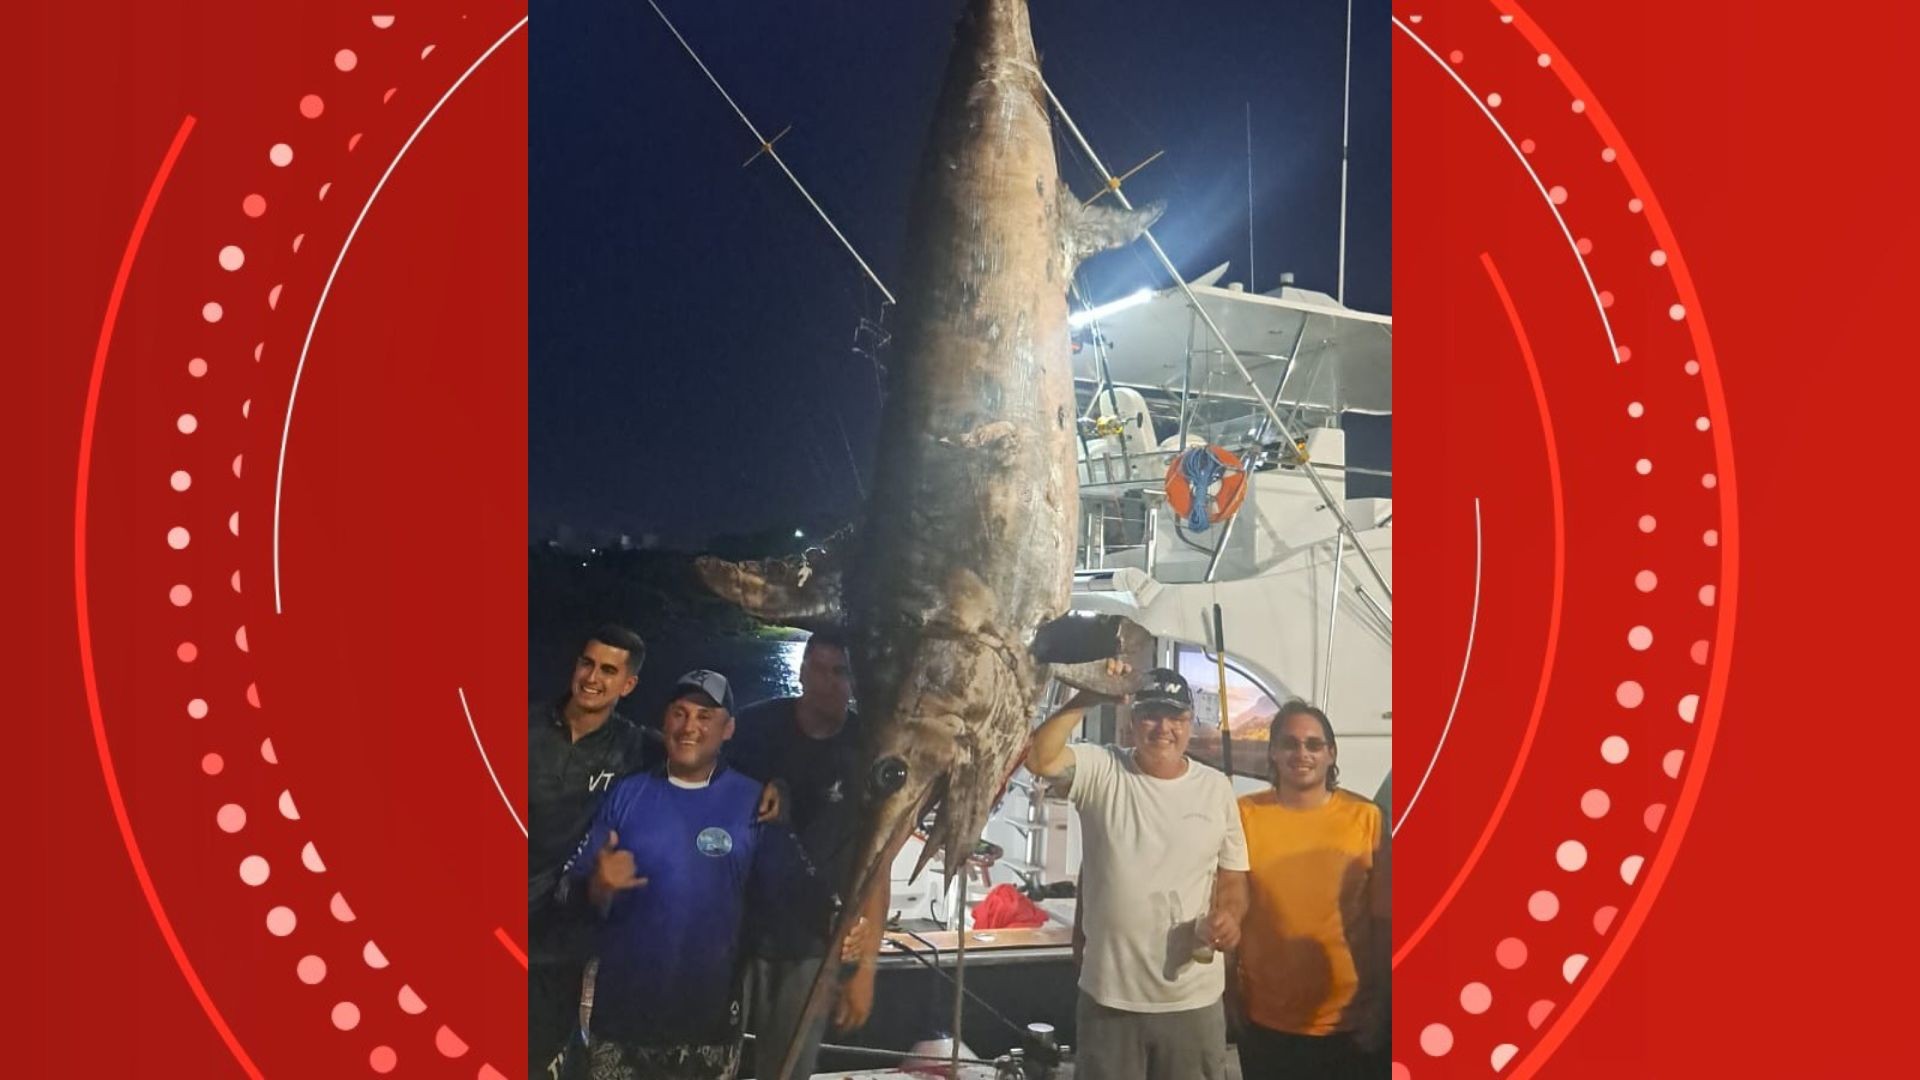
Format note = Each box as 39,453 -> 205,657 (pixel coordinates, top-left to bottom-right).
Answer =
1246,102 -> 1256,290
1337,0 -> 1353,305
642,0 -> 896,306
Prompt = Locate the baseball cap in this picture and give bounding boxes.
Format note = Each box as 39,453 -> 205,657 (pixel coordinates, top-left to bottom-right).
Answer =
670,669 -> 736,714
1131,668 -> 1193,714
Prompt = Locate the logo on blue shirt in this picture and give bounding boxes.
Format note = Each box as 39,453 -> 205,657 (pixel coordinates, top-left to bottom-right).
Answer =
696,827 -> 734,857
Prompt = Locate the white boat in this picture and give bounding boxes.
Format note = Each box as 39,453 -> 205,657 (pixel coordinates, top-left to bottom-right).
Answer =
878,265 -> 1393,941
619,0 -> 1392,960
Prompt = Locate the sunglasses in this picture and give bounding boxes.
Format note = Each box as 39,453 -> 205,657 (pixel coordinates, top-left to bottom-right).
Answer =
1274,736 -> 1329,753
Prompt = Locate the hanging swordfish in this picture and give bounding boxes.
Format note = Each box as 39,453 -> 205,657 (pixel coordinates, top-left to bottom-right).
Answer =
698,0 -> 1158,1064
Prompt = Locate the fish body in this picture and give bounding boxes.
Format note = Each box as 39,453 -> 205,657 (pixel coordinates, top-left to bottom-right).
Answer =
697,3 -> 1159,1069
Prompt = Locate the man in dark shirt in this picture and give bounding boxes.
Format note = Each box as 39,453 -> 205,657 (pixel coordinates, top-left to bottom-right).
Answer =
564,670 -> 833,1080
528,625 -> 652,1078
726,631 -> 885,1078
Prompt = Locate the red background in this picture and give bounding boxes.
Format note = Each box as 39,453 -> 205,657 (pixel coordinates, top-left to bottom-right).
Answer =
4,0 -> 1916,1076
1393,1 -> 1919,1077
9,1 -> 528,1075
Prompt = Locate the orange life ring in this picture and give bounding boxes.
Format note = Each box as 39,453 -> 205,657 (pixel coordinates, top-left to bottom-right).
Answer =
1165,445 -> 1249,530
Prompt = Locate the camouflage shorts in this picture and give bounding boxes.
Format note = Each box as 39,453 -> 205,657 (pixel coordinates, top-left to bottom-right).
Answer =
586,1037 -> 741,1080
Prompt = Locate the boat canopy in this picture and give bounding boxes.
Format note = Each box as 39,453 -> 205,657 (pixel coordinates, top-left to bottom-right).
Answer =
1070,264 -> 1391,418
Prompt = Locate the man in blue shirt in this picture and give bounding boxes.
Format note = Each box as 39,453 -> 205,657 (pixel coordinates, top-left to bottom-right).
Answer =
562,670 -> 832,1080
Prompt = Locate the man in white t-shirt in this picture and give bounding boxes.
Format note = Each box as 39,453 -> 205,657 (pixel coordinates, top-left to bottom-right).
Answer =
1028,667 -> 1250,1080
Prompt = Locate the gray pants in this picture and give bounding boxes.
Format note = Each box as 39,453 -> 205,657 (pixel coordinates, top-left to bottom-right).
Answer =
747,956 -> 832,1079
1076,991 -> 1228,1080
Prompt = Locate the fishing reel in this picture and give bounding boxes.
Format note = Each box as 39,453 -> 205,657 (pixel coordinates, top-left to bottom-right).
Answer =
1076,414 -> 1131,439
991,1022 -> 1067,1080
1008,866 -> 1076,903
1253,436 -> 1311,469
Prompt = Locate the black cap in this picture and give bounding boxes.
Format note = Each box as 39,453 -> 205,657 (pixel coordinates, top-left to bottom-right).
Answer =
1132,668 -> 1193,714
670,669 -> 736,714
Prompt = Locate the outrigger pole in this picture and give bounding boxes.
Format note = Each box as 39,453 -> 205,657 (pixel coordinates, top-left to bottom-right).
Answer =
1041,79 -> 1394,603
643,0 -> 897,306
1338,0 -> 1354,306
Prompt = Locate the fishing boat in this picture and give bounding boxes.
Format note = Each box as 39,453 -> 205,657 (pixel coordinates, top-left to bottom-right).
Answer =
818,268 -> 1392,1077
610,3 -> 1390,1074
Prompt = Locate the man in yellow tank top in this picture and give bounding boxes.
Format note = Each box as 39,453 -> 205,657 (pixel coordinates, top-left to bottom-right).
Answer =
1234,700 -> 1389,1078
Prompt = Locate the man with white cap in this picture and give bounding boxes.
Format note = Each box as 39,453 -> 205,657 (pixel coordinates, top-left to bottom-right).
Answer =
1028,666 -> 1250,1080
559,670 -> 832,1080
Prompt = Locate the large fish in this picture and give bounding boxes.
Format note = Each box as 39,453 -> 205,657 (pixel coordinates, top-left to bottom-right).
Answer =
698,0 -> 1157,1068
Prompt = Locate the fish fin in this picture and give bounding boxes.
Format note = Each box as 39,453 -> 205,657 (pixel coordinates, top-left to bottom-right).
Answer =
1034,613 -> 1154,697
1059,183 -> 1166,272
932,763 -> 995,899
928,703 -> 1030,897
910,773 -> 951,883
913,837 -> 942,885
693,534 -> 848,630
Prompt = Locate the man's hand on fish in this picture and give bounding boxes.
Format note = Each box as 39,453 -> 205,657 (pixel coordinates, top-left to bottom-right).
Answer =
588,830 -> 648,909
833,962 -> 876,1033
1080,658 -> 1131,696
839,915 -> 876,963
1057,657 -> 1133,713
833,889 -> 885,1033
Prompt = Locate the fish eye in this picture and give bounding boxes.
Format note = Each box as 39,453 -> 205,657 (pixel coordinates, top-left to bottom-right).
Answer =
869,756 -> 908,796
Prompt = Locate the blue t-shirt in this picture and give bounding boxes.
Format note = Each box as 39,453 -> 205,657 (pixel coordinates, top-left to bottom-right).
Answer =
562,765 -> 828,1047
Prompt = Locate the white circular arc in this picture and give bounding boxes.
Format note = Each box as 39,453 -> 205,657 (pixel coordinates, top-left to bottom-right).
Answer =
273,16 -> 530,613
1394,496 -> 1480,838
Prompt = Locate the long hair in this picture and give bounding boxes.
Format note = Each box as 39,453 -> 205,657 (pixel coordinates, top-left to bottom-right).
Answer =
1270,699 -> 1339,791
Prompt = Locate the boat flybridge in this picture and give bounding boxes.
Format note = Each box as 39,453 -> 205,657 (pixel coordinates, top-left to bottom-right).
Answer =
872,263 -> 1392,956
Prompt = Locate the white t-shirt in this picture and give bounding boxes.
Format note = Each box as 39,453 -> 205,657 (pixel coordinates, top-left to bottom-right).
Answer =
1068,743 -> 1251,1012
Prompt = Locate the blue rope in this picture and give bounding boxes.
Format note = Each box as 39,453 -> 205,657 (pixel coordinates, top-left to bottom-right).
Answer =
1179,447 -> 1229,531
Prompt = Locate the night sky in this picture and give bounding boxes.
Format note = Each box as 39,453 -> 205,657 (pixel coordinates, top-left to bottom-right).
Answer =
531,0 -> 1390,547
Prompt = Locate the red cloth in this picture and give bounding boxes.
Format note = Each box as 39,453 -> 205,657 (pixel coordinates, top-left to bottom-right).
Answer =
970,883 -> 1049,930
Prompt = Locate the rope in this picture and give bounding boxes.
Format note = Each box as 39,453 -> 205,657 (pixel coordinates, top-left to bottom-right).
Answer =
1178,447 -> 1229,531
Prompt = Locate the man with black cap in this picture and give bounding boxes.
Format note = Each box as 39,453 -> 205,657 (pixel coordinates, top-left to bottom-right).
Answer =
528,625 -> 652,1077
559,670 -> 832,1080
1027,667 -> 1250,1080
